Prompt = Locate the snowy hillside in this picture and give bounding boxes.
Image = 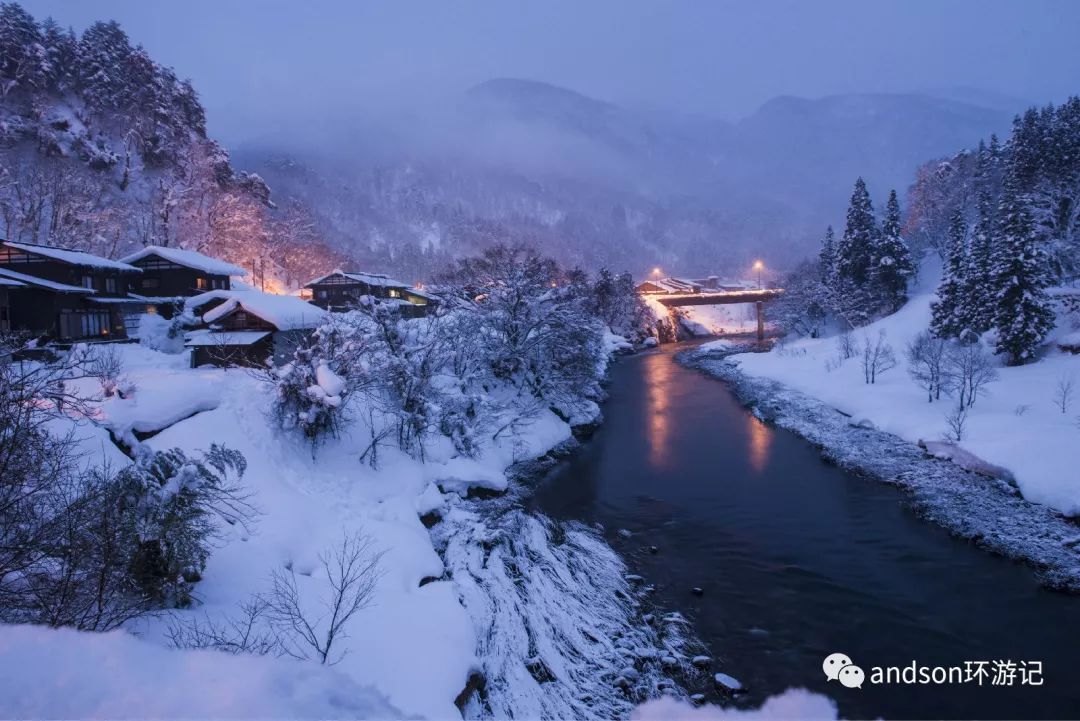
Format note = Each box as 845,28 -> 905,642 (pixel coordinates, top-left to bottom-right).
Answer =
236,81 -> 1015,280
725,292 -> 1080,515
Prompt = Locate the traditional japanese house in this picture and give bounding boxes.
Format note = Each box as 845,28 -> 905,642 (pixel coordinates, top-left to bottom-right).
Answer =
0,240 -> 145,341
303,270 -> 436,317
120,245 -> 247,299
184,289 -> 326,367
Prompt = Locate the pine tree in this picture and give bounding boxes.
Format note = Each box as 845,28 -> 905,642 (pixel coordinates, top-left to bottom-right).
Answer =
77,20 -> 134,111
990,173 -> 1055,365
39,18 -> 76,93
963,187 -> 993,334
873,189 -> 914,313
835,178 -> 878,287
930,209 -> 969,339
0,2 -> 46,95
818,225 -> 836,285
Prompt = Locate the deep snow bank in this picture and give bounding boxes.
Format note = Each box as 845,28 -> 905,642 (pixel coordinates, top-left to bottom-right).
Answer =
0,625 -> 402,719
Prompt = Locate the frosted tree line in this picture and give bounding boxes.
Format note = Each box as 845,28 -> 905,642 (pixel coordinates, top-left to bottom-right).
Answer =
271,245 -> 652,462
0,2 -> 341,287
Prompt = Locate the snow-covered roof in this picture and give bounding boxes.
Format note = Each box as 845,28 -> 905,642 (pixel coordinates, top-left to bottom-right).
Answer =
120,245 -> 247,276
184,330 -> 271,347
2,241 -> 140,271
188,289 -> 326,331
1058,330 -> 1080,347
0,274 -> 25,287
305,269 -> 412,289
0,267 -> 95,293
638,277 -> 702,294
88,295 -> 156,305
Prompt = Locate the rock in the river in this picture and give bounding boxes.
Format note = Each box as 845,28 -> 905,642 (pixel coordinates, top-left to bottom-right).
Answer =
691,655 -> 711,669
619,666 -> 640,681
690,693 -> 707,705
648,545 -> 659,554
714,672 -> 744,692
691,587 -> 704,596
661,655 -> 679,668
618,528 -> 633,538
625,574 -> 644,584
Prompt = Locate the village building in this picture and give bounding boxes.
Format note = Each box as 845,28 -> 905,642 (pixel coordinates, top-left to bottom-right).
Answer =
635,277 -> 703,295
0,240 -> 146,341
119,245 -> 247,300
303,270 -> 436,317
183,289 -> 326,368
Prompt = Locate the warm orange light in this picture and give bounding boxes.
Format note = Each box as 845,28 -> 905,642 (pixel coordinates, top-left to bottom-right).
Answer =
652,267 -> 661,276
753,260 -> 764,271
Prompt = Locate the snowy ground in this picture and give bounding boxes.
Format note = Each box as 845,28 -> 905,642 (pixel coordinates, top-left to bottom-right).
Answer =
681,292 -> 1080,590
0,338 -> 717,719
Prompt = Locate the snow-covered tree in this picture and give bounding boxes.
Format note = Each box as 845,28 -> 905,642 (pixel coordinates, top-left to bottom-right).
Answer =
836,177 -> 878,287
873,189 -> 914,312
990,173 -> 1056,365
929,210 -> 969,339
818,225 -> 836,285
0,2 -> 45,96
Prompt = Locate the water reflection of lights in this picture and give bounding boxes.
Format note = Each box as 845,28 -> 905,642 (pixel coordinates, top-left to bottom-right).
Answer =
645,355 -> 672,468
747,413 -> 772,472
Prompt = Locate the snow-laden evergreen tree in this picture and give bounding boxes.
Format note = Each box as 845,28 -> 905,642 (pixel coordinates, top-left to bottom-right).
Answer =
832,178 -> 880,325
0,1 -> 45,94
873,189 -> 914,313
967,185 -> 997,334
76,20 -> 134,111
39,17 -> 75,93
835,177 -> 878,286
930,209 -> 969,339
990,172 -> 1055,365
818,225 -> 836,285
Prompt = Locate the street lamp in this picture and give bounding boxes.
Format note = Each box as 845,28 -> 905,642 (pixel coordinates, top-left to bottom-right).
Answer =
753,260 -> 764,289
652,267 -> 662,278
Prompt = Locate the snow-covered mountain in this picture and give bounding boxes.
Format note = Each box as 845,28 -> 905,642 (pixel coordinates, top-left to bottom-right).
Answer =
237,79 -> 1017,279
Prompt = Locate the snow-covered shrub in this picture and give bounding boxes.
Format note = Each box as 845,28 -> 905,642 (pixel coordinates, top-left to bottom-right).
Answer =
945,342 -> 998,408
905,330 -> 953,402
137,312 -> 185,354
861,331 -> 897,384
271,316 -> 360,453
122,445 -> 252,606
438,244 -> 608,425
0,343 -> 251,623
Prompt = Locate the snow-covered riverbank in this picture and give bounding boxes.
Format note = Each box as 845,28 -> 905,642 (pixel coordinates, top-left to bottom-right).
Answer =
680,345 -> 1080,591
0,336 -> 703,719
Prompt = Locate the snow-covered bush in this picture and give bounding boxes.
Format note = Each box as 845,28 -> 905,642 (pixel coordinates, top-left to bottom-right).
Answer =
0,341 -> 251,623
905,330 -> 953,402
271,316 -> 360,454
137,312 -> 186,354
861,330 -> 897,384
438,244 -> 607,425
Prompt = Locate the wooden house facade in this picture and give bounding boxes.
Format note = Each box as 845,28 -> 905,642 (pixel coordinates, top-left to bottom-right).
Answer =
120,246 -> 246,299
303,271 -> 435,317
0,240 -> 145,342
184,290 -> 326,368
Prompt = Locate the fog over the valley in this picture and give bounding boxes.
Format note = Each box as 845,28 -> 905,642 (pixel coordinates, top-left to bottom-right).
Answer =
21,0 -> 1080,275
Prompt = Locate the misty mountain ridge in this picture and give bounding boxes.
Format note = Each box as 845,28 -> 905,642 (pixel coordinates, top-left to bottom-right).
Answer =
236,78 -> 1018,279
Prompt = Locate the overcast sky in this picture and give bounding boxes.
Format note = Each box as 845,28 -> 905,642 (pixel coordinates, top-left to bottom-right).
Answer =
21,0 -> 1080,144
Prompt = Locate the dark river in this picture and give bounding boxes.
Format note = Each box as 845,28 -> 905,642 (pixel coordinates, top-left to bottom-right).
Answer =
529,342 -> 1080,719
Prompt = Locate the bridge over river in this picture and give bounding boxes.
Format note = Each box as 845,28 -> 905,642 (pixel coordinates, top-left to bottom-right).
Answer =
650,288 -> 784,340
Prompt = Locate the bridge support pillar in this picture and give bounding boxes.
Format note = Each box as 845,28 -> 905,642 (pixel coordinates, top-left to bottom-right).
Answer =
756,301 -> 764,341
